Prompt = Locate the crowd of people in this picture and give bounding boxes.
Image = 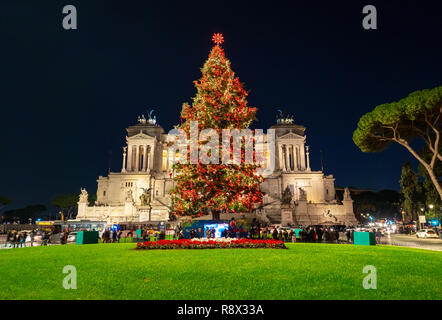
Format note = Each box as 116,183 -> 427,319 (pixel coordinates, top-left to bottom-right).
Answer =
2,218 -> 388,248
5,229 -> 53,247
101,229 -> 123,243
181,218 -> 386,245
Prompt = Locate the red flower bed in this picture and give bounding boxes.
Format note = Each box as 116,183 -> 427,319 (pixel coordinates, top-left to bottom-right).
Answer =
136,239 -> 286,250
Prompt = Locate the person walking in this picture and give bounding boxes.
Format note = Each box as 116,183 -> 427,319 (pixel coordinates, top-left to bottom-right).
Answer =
291,230 -> 296,242
12,232 -> 18,248
22,232 -> 28,247
346,229 -> 351,243
375,229 -> 382,244
41,232 -> 46,246
7,231 -> 13,248
272,227 -> 278,240
317,227 -> 324,242
30,230 -> 35,247
323,228 -> 329,242
17,233 -> 22,247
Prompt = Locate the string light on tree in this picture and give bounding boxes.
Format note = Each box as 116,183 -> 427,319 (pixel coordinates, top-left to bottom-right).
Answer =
170,33 -> 263,220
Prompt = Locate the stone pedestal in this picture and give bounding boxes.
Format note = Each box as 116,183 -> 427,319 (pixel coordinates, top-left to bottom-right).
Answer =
137,205 -> 151,222
77,201 -> 88,219
281,204 -> 293,226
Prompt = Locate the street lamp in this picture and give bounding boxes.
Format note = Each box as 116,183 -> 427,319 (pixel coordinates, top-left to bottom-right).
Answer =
429,204 -> 434,210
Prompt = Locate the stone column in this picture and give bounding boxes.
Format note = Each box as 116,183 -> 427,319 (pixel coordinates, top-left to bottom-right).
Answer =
306,146 -> 311,171
290,145 -> 295,171
143,145 -> 148,171
286,145 -> 290,171
146,146 -> 150,171
278,144 -> 284,171
300,142 -> 306,170
134,145 -> 139,172
284,145 -> 289,172
122,148 -> 127,173
149,146 -> 153,170
127,144 -> 133,172
295,146 -> 300,170
166,147 -> 170,171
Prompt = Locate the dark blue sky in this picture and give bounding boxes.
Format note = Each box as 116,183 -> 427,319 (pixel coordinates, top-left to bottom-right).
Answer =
0,0 -> 441,210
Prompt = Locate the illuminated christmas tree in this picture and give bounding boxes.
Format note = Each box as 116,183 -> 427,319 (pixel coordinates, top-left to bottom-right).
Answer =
170,33 -> 263,219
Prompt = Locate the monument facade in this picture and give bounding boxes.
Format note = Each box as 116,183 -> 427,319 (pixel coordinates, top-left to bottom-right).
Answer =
76,112 -> 358,226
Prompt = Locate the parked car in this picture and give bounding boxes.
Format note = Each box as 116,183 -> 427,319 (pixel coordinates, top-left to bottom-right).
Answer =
416,229 -> 438,239
67,232 -> 77,242
277,227 -> 293,232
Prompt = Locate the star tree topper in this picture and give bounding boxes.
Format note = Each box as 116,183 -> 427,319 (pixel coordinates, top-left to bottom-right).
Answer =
212,33 -> 224,45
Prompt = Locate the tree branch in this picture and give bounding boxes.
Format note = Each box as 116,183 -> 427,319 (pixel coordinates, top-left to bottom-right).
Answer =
394,137 -> 442,200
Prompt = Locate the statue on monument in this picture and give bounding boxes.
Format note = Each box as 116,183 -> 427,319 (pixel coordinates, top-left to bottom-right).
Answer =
323,209 -> 338,222
276,109 -> 294,124
125,189 -> 134,203
139,187 -> 152,206
343,187 -> 352,201
281,186 -> 293,206
147,109 -> 156,125
298,187 -> 307,201
138,114 -> 147,124
79,188 -> 88,202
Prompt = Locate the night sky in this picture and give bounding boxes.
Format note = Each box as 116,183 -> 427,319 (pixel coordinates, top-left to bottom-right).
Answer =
1,1 -> 441,210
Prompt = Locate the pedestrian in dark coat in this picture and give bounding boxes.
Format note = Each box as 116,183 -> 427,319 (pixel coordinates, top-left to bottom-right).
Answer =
272,228 -> 278,240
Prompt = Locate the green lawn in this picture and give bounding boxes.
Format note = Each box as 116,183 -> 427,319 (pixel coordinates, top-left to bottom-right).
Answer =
0,243 -> 441,300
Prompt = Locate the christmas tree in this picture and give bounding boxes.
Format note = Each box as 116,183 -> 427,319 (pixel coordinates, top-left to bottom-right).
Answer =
170,33 -> 264,219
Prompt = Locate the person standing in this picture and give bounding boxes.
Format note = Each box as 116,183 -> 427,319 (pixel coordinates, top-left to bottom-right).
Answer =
346,229 -> 351,243
12,232 -> 18,248
262,228 -> 267,240
375,229 -> 382,244
7,231 -> 13,248
229,218 -> 236,230
22,232 -> 28,247
323,228 -> 329,242
317,227 -> 324,242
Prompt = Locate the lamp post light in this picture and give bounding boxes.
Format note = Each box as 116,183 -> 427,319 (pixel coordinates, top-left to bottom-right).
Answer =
418,207 -> 425,230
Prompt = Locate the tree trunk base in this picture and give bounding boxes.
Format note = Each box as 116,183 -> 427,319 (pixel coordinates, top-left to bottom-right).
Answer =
212,210 -> 221,221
